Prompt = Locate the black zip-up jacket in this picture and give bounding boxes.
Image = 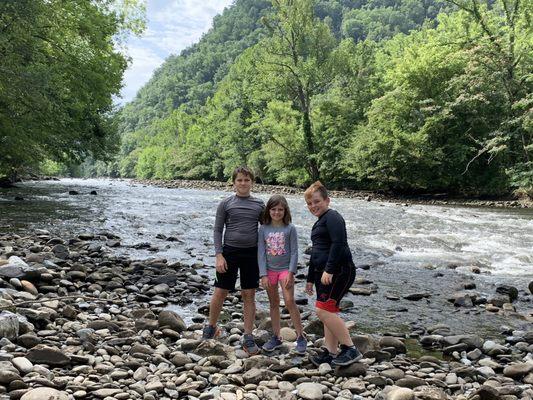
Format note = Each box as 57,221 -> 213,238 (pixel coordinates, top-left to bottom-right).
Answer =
307,209 -> 353,283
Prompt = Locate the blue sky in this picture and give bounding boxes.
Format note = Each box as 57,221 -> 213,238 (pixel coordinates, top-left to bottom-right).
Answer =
118,0 -> 234,104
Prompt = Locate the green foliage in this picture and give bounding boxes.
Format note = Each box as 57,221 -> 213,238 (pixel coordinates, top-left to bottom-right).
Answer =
0,0 -> 145,177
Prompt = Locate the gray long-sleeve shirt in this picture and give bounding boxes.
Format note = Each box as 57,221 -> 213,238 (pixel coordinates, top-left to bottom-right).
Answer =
213,194 -> 264,254
257,223 -> 298,276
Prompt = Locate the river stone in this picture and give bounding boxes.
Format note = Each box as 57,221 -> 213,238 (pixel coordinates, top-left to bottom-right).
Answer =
469,385 -> 500,400
341,378 -> 366,393
282,367 -> 305,381
11,357 -> 33,374
334,362 -> 368,377
0,369 -> 20,384
296,382 -> 326,400
395,376 -> 427,388
171,352 -> 191,367
158,310 -> 186,332
243,367 -> 273,384
92,388 -> 123,398
412,386 -> 447,400
495,285 -> 518,302
20,388 -> 69,400
382,368 -> 405,380
529,281 -> 533,294
27,344 -> 71,366
17,333 -> 41,348
503,363 -> 533,379
384,387 -> 414,400
280,327 -> 297,341
20,280 -> 38,295
379,336 -> 406,353
0,311 -> 19,340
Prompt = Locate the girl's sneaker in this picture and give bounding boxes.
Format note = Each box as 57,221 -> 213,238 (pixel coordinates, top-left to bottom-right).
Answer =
331,345 -> 362,366
243,334 -> 260,355
310,348 -> 334,367
294,335 -> 307,354
262,335 -> 283,352
202,325 -> 220,340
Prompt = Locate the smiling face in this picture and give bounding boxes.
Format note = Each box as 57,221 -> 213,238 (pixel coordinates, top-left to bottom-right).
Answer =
269,204 -> 286,224
306,191 -> 330,217
233,172 -> 252,197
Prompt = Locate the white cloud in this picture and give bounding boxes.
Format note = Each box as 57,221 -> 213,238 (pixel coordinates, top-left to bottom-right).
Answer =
117,0 -> 234,104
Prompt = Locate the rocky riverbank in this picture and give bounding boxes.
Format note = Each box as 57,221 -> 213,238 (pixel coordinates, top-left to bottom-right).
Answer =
131,179 -> 533,210
1,231 -> 532,400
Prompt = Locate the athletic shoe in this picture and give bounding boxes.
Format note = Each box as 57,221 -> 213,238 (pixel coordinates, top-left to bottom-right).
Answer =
262,335 -> 283,352
243,334 -> 260,355
201,325 -> 220,340
310,348 -> 334,367
331,345 -> 363,366
294,335 -> 307,355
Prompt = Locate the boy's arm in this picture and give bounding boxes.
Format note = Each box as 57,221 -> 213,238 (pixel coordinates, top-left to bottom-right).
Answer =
213,199 -> 227,255
288,225 -> 298,274
257,226 -> 267,277
306,260 -> 315,283
324,211 -> 346,274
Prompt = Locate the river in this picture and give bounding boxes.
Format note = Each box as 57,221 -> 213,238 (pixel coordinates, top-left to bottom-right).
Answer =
1,178 -> 532,337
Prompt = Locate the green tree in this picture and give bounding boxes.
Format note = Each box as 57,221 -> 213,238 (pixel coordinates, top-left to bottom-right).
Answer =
0,0 -> 145,177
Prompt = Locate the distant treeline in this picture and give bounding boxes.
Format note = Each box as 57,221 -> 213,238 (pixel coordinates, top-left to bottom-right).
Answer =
3,1 -> 531,196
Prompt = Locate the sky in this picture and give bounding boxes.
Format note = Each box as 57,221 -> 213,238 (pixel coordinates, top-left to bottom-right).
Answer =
118,0 -> 234,105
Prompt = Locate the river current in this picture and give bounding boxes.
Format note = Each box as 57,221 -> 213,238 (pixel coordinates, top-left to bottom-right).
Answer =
1,178 -> 532,337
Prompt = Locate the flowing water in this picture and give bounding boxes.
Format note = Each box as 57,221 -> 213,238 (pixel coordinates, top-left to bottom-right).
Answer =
1,178 -> 532,337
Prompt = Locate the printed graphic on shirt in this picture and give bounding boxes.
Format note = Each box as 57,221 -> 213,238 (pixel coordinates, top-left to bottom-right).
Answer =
266,232 -> 286,256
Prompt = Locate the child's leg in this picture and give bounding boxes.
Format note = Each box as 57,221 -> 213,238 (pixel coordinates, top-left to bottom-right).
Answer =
317,308 -> 353,347
209,287 -> 229,327
322,322 -> 339,354
241,288 -> 256,335
281,284 -> 303,337
266,283 -> 281,336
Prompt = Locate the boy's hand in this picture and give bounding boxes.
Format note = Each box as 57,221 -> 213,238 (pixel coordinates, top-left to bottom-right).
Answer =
282,272 -> 294,289
261,276 -> 271,290
215,254 -> 227,273
304,282 -> 314,295
321,271 -> 333,285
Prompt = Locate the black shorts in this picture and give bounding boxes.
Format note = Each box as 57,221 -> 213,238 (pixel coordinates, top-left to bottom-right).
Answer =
214,245 -> 259,291
314,262 -> 356,312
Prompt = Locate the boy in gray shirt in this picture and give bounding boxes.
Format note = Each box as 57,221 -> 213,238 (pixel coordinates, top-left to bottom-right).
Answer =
202,166 -> 264,355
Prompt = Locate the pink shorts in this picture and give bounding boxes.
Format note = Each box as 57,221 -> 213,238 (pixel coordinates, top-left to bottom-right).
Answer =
267,270 -> 290,286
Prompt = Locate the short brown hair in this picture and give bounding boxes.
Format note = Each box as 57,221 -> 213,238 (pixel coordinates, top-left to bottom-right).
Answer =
263,194 -> 292,225
232,166 -> 254,182
304,181 -> 328,201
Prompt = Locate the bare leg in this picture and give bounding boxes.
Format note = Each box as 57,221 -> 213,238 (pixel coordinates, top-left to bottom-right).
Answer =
241,288 -> 256,334
209,287 -> 229,327
317,308 -> 353,349
281,285 -> 303,337
266,284 -> 281,336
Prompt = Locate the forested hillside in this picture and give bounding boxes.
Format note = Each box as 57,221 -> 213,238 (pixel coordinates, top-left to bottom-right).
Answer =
85,0 -> 532,195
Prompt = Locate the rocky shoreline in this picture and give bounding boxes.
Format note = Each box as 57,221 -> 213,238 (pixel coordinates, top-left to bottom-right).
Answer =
132,179 -> 532,209
1,231 -> 532,400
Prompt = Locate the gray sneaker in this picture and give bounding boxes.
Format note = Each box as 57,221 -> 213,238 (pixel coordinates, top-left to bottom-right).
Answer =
243,334 -> 260,355
262,335 -> 283,352
294,335 -> 307,354
202,325 -> 220,340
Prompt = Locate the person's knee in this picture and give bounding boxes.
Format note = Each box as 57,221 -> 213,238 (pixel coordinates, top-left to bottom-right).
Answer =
269,297 -> 280,309
241,289 -> 256,303
213,288 -> 228,301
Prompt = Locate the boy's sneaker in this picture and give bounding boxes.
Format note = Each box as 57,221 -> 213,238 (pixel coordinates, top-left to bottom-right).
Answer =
201,325 -> 220,340
262,335 -> 283,352
331,345 -> 362,366
310,348 -> 334,367
243,334 -> 260,355
294,335 -> 307,355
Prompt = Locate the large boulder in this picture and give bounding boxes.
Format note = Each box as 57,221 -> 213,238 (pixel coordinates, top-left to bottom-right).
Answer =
20,388 -> 69,400
27,345 -> 71,366
158,310 -> 186,332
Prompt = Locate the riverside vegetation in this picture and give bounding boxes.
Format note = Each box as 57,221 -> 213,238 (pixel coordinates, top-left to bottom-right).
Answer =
1,1 -> 531,197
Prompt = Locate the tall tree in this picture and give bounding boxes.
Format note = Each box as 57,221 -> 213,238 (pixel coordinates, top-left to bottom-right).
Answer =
258,0 -> 337,181
0,0 -> 144,177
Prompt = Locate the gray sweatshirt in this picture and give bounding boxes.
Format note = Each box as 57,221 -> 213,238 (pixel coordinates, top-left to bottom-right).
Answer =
257,223 -> 298,276
213,194 -> 265,254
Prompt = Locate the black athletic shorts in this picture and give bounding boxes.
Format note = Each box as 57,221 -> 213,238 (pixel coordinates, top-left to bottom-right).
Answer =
314,261 -> 356,312
214,245 -> 260,291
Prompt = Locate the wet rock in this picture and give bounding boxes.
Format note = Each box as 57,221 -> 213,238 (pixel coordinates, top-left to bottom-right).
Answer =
403,293 -> 430,301
26,344 -> 71,366
495,285 -> 518,302
379,336 -> 406,353
334,362 -> 368,377
529,281 -> 533,294
158,310 -> 186,332
395,376 -> 427,388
